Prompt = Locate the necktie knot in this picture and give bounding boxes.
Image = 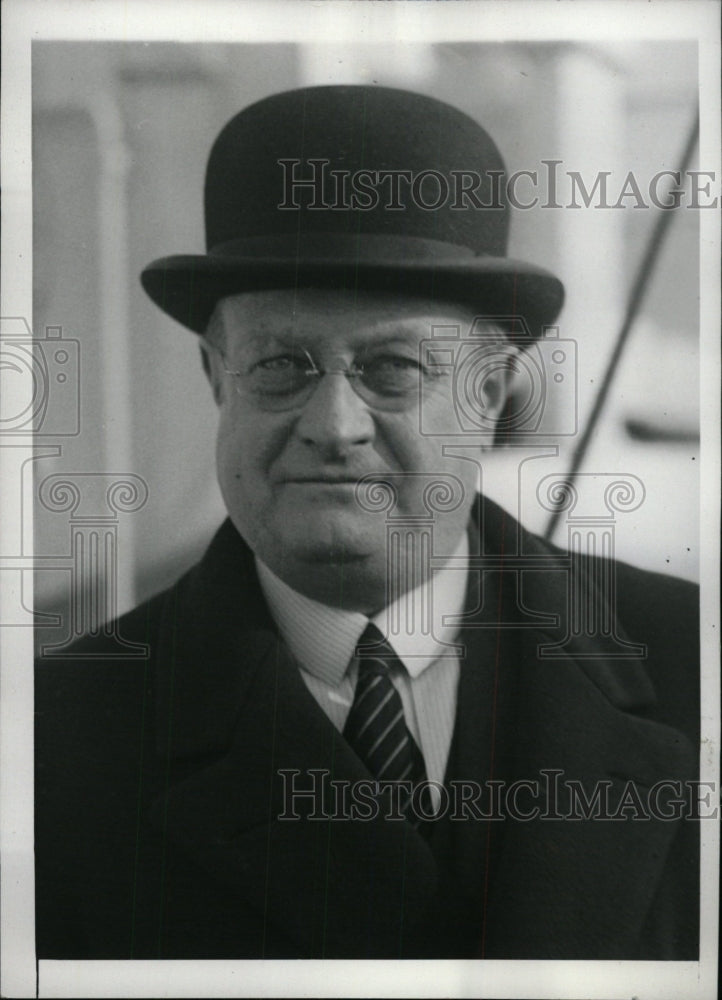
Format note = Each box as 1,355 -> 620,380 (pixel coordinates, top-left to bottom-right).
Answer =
355,622 -> 394,659
354,623 -> 402,687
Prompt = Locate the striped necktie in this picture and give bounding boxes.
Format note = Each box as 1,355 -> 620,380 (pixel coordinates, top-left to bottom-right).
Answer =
343,623 -> 432,825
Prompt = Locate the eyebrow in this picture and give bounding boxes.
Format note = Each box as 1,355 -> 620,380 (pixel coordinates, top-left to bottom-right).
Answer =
356,333 -> 428,351
233,325 -> 433,354
231,330 -> 303,355
362,318 -> 440,339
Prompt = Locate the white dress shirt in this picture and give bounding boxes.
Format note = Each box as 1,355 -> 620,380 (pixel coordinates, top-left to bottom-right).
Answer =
256,532 -> 469,808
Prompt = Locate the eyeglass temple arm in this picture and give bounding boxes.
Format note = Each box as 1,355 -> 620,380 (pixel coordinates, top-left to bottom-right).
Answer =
303,349 -> 321,375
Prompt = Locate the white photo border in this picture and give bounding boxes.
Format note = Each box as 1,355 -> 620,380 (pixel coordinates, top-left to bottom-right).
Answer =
1,1 -> 719,998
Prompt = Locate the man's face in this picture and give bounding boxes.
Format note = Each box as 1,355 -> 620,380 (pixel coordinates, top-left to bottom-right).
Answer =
204,288 -> 512,612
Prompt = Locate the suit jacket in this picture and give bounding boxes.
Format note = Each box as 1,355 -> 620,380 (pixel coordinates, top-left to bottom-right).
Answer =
35,497 -> 700,960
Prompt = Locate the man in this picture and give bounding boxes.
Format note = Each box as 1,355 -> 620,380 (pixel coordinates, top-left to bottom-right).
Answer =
35,85 -> 699,960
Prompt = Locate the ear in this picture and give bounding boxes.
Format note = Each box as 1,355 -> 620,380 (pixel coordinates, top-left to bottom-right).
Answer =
476,345 -> 519,426
200,342 -> 225,407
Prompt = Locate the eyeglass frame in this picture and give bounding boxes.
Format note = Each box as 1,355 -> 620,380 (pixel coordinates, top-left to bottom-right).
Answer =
204,341 -> 446,413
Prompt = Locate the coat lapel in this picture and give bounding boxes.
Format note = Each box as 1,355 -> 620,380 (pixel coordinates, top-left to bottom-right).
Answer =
438,501 -> 696,958
149,522 -> 437,957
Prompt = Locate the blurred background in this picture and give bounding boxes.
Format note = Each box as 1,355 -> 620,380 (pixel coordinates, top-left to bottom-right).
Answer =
30,39 -> 700,638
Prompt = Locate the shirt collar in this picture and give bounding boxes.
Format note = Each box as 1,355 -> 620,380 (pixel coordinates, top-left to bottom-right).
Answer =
256,531 -> 469,686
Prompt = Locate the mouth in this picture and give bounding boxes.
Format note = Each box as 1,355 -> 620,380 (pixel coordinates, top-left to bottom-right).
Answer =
283,477 -> 360,486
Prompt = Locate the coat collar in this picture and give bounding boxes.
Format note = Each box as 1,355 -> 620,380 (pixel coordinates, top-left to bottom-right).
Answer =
149,499 -> 695,957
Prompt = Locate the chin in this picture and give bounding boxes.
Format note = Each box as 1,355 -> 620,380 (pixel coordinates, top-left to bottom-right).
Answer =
278,513 -> 383,561
266,521 -> 388,594
284,533 -> 375,566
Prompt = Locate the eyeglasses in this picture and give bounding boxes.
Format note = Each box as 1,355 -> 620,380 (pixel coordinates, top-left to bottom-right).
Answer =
210,345 -> 447,412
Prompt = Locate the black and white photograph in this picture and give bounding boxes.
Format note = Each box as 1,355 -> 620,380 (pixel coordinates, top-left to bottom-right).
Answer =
1,1 -> 719,997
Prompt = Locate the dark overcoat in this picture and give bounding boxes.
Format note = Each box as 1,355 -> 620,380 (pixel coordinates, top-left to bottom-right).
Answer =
35,498 -> 700,959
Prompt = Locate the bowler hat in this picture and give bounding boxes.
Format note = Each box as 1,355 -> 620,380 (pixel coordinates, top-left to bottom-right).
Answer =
141,85 -> 564,338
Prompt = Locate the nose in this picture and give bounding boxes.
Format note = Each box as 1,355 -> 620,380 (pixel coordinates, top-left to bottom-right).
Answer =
295,372 -> 375,456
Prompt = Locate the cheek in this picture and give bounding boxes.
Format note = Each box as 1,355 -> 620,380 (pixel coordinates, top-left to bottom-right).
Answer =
379,410 -> 479,511
379,406 -> 450,472
375,410 -> 426,468
214,407 -> 288,499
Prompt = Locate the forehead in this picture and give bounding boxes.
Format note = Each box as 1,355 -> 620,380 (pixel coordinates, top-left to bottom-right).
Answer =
213,288 -> 477,351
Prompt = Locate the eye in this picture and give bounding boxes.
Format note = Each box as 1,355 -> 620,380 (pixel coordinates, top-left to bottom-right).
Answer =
252,354 -> 306,373
247,353 -> 313,395
366,354 -> 421,372
362,354 -> 424,395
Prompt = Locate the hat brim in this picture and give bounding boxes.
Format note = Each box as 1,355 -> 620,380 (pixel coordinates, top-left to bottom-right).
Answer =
140,254 -> 564,339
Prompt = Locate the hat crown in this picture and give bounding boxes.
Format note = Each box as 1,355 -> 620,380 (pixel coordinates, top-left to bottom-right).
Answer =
140,84 -> 564,336
204,85 -> 509,257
